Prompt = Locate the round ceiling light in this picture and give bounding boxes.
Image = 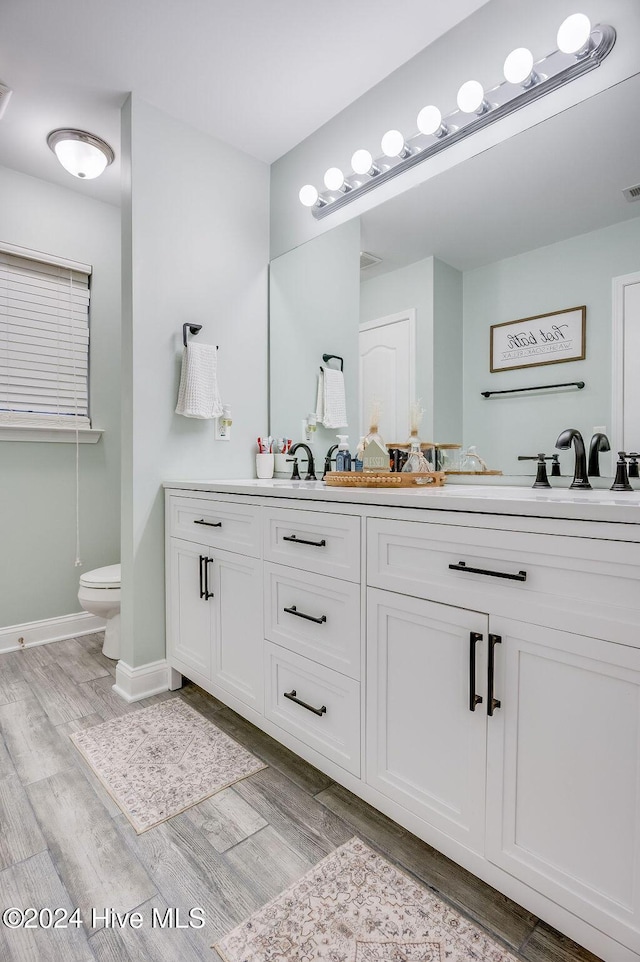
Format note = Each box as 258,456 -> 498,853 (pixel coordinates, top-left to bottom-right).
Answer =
47,129 -> 115,180
299,184 -> 319,207
557,13 -> 592,54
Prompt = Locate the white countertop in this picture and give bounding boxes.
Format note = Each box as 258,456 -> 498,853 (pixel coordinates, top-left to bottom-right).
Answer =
163,478 -> 640,526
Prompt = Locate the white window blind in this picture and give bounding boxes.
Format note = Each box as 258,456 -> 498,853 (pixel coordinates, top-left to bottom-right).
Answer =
0,247 -> 92,428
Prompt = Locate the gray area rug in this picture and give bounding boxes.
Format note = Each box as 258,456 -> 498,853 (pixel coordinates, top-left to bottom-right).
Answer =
70,698 -> 266,832
216,837 -> 519,961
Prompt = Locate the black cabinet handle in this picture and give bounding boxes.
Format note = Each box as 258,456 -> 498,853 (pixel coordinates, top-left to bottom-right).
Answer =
469,632 -> 483,712
199,554 -> 206,599
194,519 -> 222,528
203,556 -> 214,600
487,634 -> 502,716
449,561 -> 526,582
283,605 -> 327,625
283,534 -> 327,548
284,689 -> 327,716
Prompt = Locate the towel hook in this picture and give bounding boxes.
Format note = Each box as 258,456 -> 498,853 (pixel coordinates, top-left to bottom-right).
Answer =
321,353 -> 344,372
183,323 -> 203,347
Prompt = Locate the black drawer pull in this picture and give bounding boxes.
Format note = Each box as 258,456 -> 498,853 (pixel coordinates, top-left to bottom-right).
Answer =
284,605 -> 327,625
283,534 -> 326,548
284,689 -> 326,716
487,634 -> 502,716
194,519 -> 223,527
449,561 -> 526,582
469,631 -> 483,712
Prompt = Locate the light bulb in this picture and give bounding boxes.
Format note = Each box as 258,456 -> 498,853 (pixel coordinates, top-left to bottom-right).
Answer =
299,184 -> 319,207
557,13 -> 592,54
457,80 -> 487,114
416,105 -> 446,137
351,149 -> 374,175
324,167 -> 345,191
381,129 -> 407,158
503,47 -> 535,85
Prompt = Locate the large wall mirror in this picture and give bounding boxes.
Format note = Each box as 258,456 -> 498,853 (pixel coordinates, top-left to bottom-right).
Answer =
270,75 -> 640,478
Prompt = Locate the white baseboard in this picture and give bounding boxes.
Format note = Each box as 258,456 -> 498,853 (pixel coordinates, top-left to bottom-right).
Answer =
0,611 -> 105,655
113,659 -> 170,703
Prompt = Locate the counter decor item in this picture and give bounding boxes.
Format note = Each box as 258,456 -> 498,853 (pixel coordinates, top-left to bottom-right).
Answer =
435,443 -> 462,472
324,470 -> 445,487
401,400 -> 435,473
256,453 -> 274,479
446,444 -> 503,475
362,399 -> 389,472
490,305 -> 586,373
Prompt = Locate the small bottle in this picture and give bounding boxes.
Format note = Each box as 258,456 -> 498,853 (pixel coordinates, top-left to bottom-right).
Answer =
354,437 -> 365,472
335,435 -> 352,472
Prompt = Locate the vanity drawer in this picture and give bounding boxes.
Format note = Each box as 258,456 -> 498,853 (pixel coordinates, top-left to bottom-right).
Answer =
264,506 -> 360,581
264,641 -> 360,776
264,563 -> 361,679
367,518 -> 640,645
168,496 -> 260,557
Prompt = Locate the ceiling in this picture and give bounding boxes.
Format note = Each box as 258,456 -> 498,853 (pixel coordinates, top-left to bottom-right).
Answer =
0,0 -> 490,206
360,73 -> 640,275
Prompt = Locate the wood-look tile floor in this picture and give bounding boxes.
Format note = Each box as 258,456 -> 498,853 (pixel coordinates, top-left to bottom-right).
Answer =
0,633 -> 603,962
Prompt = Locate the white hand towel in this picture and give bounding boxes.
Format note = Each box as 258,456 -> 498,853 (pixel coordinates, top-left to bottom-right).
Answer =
317,366 -> 348,429
175,343 -> 223,419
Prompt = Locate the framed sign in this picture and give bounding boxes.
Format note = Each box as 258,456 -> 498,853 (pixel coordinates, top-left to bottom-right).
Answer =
490,305 -> 586,373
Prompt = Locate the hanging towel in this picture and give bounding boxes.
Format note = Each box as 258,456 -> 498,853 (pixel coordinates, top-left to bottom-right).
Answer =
316,366 -> 348,429
175,343 -> 223,418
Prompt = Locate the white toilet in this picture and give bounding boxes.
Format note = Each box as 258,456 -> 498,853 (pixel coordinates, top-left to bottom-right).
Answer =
78,564 -> 121,660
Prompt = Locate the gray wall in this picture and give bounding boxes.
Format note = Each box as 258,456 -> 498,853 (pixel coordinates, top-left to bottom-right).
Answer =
433,259 -> 463,443
121,96 -> 269,669
270,0 -> 640,258
463,217 -> 640,475
0,166 -> 121,627
270,220 -> 360,456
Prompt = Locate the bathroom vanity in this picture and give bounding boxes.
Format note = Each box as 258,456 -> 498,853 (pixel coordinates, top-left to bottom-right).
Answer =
164,480 -> 640,962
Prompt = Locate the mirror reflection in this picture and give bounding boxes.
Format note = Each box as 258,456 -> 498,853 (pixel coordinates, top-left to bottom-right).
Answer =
269,76 -> 640,478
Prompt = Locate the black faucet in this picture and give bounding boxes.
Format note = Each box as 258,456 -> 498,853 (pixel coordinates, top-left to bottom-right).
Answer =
517,454 -> 552,488
611,452 -> 633,491
555,428 -> 591,489
288,442 -> 317,481
587,432 -> 610,477
628,453 -> 639,479
322,444 -> 338,480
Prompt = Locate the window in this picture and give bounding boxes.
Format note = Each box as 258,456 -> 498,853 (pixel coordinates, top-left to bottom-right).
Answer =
0,243 -> 92,431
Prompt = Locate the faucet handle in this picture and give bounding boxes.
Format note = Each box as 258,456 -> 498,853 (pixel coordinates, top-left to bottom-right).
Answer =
627,453 -> 639,479
611,453 -> 633,492
286,457 -> 301,481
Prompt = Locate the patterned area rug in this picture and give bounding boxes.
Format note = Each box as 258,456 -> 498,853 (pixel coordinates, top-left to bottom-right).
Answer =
216,838 -> 520,962
70,698 -> 266,833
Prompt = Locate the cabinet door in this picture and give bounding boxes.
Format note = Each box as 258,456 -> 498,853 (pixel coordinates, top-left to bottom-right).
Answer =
167,538 -> 212,681
367,588 -> 488,853
211,548 -> 264,713
486,617 -> 640,948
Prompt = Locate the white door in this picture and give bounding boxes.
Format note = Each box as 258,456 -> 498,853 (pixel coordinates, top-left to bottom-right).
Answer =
359,309 -> 415,444
612,271 -> 640,453
211,548 -> 264,712
168,538 -> 212,681
486,616 -> 640,949
366,588 -> 488,854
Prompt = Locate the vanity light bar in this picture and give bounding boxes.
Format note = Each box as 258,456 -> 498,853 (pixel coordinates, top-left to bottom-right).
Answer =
300,16 -> 616,220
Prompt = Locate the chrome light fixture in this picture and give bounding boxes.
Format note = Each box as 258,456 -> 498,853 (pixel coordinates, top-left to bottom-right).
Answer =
47,129 -> 115,180
299,14 -> 615,219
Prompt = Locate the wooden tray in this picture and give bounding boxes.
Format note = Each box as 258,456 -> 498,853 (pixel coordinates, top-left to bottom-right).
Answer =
445,470 -> 503,476
325,471 -> 446,488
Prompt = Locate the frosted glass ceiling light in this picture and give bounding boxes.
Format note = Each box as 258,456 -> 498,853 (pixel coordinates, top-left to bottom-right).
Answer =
456,80 -> 490,115
301,15 -> 614,217
557,13 -> 592,55
381,129 -> 412,159
47,129 -> 114,179
351,149 -> 380,176
416,105 -> 448,138
503,48 -> 538,87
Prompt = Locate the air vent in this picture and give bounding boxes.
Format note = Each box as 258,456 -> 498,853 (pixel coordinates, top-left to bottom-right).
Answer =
622,184 -> 640,203
360,251 -> 382,271
0,82 -> 13,121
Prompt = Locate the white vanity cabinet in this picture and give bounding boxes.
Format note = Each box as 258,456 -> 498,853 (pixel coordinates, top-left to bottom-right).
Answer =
166,496 -> 263,713
164,483 -> 640,962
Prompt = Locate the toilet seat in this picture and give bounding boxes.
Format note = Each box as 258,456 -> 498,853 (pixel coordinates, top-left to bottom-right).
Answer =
79,564 -> 121,589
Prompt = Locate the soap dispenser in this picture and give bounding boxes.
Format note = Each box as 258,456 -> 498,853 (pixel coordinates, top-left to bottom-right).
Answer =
335,435 -> 352,472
